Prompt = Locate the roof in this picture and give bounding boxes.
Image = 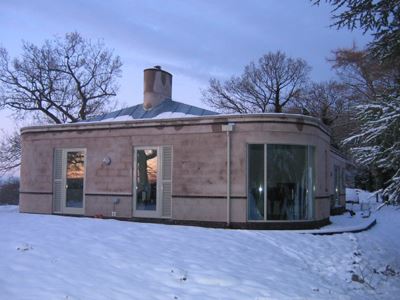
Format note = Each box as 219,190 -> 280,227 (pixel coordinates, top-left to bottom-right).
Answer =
22,113 -> 331,138
86,99 -> 218,122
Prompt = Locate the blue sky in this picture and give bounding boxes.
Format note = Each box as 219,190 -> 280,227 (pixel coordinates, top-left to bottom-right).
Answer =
0,0 -> 370,132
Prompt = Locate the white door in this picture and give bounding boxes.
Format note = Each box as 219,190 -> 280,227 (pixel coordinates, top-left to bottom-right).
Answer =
53,149 -> 86,215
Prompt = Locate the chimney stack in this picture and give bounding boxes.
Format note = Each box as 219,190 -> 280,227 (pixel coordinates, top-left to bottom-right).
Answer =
143,66 -> 172,110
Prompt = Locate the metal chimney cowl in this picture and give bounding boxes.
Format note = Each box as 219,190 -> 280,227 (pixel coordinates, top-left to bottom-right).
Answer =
143,66 -> 173,110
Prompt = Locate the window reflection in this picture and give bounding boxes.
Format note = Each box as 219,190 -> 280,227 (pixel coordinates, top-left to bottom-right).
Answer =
267,145 -> 314,220
247,144 -> 264,220
66,151 -> 85,208
248,144 -> 315,221
136,149 -> 158,211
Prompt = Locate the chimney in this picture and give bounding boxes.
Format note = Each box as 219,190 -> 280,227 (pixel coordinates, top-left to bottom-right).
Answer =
143,66 -> 172,110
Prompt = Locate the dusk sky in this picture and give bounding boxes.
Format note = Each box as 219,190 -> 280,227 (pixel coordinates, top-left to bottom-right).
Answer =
0,0 -> 371,133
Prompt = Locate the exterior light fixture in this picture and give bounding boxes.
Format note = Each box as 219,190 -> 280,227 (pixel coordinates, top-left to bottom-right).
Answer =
102,156 -> 112,166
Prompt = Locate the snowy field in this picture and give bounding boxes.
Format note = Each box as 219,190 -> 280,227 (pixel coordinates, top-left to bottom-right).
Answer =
0,192 -> 399,299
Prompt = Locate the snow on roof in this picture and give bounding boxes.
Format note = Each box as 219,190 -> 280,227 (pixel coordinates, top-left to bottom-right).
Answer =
87,99 -> 218,122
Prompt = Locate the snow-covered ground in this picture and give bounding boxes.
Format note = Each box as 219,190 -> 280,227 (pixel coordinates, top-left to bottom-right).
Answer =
0,190 -> 399,299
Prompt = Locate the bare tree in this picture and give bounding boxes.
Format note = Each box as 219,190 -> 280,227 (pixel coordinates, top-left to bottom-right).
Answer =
202,51 -> 311,113
296,81 -> 348,126
294,81 -> 356,149
330,46 -> 400,103
0,32 -> 122,174
0,130 -> 21,176
0,32 -> 122,123
0,176 -> 19,205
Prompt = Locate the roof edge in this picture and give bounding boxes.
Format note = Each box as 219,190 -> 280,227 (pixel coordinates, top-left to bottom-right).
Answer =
21,113 -> 331,136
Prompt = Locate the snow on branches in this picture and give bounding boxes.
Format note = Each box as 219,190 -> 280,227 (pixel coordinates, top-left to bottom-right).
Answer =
344,93 -> 400,203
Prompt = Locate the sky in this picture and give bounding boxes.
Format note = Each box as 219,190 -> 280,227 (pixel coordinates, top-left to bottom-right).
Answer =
0,0 -> 371,134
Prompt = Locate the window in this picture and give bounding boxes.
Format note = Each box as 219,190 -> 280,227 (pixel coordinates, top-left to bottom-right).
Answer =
65,151 -> 85,208
341,168 -> 346,193
247,144 -> 265,220
133,146 -> 172,218
136,148 -> 158,211
248,144 -> 315,221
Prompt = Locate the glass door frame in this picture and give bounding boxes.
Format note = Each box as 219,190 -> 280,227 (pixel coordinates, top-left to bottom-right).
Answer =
62,148 -> 86,215
133,146 -> 162,218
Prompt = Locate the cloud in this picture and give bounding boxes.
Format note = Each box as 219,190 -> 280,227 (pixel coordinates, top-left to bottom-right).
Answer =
0,0 -> 371,113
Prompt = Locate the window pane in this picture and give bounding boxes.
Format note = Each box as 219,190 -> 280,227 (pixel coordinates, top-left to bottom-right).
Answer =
136,149 -> 158,211
267,145 -> 314,220
248,144 -> 265,220
66,151 -> 85,208
308,146 -> 316,218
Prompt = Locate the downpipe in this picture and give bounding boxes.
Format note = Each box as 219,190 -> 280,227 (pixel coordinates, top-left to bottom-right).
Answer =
222,123 -> 235,227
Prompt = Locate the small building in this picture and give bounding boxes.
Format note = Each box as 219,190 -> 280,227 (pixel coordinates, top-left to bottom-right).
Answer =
19,66 -> 346,229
